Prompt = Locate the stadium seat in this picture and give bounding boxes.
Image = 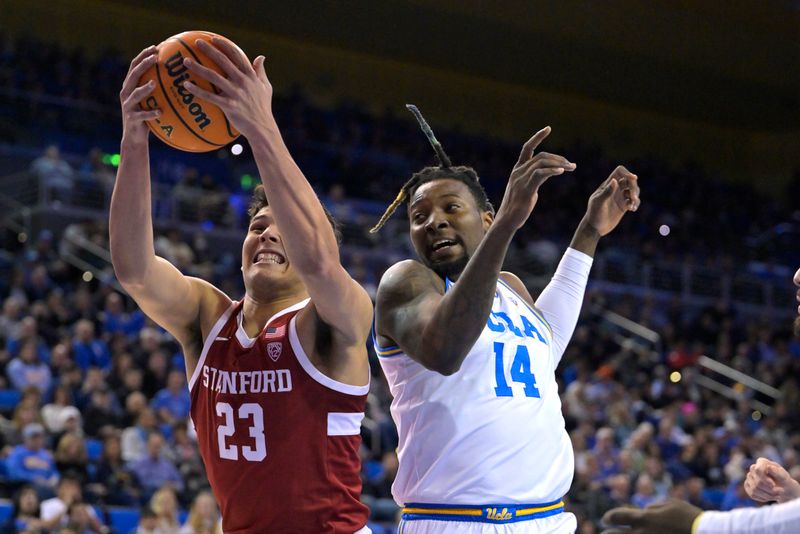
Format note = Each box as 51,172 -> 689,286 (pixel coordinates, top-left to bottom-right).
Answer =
0,390 -> 21,411
108,507 -> 140,533
0,500 -> 13,523
86,438 -> 104,462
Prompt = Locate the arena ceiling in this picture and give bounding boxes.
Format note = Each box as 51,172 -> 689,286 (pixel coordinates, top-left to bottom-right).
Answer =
115,0 -> 800,133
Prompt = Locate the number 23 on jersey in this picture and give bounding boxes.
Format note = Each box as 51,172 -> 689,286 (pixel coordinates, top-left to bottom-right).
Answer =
216,402 -> 267,461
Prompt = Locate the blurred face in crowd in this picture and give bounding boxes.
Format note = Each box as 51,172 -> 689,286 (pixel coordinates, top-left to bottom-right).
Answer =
166,370 -> 184,392
147,433 -> 164,458
105,292 -> 123,314
75,319 -> 94,342
19,487 -> 39,515
126,391 -> 147,416
193,492 -> 218,521
407,179 -> 493,281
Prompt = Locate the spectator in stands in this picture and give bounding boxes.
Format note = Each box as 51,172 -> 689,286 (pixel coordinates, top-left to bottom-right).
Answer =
6,338 -> 52,394
71,319 -> 111,371
100,292 -> 144,338
40,475 -> 107,532
90,432 -> 139,506
2,484 -> 45,534
632,474 -> 661,508
150,486 -> 181,534
128,433 -> 183,500
6,422 -> 59,494
41,384 -> 76,433
179,491 -> 220,534
0,296 -> 24,341
54,432 -> 89,483
83,386 -> 123,437
151,370 -> 190,425
121,407 -> 157,463
31,145 -> 74,203
133,506 -> 159,534
6,316 -> 50,363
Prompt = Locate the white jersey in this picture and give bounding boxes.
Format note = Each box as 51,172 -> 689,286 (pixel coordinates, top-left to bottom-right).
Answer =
376,277 -> 574,506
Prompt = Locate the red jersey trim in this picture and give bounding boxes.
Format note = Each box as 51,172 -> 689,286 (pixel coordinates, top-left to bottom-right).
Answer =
288,315 -> 371,396
188,300 -> 238,392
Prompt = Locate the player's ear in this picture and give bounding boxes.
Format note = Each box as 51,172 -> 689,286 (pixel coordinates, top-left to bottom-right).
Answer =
482,210 -> 494,231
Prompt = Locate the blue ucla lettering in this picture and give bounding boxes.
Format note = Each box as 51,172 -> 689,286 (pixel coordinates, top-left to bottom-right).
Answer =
494,312 -> 522,337
520,315 -> 546,343
487,312 -> 505,332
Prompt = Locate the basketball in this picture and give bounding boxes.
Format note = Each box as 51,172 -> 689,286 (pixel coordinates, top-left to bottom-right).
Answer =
138,31 -> 243,152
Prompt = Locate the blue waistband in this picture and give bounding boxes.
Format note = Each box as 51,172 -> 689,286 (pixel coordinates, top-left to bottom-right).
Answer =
401,500 -> 565,524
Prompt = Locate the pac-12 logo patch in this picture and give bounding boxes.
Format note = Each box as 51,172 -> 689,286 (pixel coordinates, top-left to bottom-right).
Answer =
267,342 -> 282,362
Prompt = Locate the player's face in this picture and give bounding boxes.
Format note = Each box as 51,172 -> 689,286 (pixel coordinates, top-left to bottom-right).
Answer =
242,207 -> 302,293
407,179 -> 493,280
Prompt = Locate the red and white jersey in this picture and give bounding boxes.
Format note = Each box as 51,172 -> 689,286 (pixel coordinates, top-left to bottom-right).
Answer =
188,299 -> 369,534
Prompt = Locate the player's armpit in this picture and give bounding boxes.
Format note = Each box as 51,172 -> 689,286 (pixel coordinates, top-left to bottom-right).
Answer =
298,263 -> 373,348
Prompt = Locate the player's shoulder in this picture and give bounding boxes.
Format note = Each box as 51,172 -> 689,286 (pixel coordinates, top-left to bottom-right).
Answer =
186,276 -> 233,336
498,271 -> 535,307
377,260 -> 444,305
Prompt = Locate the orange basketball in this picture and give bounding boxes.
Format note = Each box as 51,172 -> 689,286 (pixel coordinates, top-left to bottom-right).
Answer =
138,31 -> 244,153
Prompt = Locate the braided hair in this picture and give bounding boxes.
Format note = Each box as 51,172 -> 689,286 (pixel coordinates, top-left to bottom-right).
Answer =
369,105 -> 493,234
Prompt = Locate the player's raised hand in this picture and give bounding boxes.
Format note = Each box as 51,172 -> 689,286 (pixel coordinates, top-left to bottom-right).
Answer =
119,46 -> 161,144
583,165 -> 640,237
745,457 -> 800,503
182,38 -> 274,140
601,500 -> 701,534
494,127 -> 576,231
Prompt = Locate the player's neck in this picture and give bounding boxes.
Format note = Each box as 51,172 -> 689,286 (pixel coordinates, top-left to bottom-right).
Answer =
241,291 -> 308,338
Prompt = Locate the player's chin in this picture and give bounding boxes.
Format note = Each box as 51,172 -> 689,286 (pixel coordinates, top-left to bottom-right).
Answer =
426,255 -> 468,281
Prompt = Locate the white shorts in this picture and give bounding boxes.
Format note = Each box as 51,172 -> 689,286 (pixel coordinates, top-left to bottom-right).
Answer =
397,512 -> 577,533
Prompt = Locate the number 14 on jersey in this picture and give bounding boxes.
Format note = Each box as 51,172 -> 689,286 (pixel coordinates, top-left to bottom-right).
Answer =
493,341 -> 541,398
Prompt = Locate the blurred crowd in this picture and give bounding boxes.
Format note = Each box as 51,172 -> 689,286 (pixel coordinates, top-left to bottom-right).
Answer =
0,32 -> 799,534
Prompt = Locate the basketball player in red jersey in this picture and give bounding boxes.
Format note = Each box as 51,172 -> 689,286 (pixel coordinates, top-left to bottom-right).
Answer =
110,44 -> 373,533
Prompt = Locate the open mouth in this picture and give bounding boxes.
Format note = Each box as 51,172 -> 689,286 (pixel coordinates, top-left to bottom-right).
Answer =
430,239 -> 459,254
253,251 -> 286,265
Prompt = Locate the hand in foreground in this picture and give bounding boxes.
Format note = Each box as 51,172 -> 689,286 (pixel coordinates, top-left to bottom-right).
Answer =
583,165 -> 640,237
601,499 -> 702,534
182,38 -> 273,139
745,457 -> 800,504
494,126 -> 576,231
119,45 -> 161,144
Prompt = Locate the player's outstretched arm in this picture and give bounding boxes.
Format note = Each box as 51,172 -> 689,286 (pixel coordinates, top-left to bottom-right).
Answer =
745,458 -> 800,504
501,166 -> 640,363
569,165 -> 640,257
183,39 -> 371,346
376,128 -> 575,374
110,46 -> 222,346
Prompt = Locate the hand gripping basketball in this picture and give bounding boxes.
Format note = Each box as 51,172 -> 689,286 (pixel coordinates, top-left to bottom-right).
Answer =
119,46 -> 161,146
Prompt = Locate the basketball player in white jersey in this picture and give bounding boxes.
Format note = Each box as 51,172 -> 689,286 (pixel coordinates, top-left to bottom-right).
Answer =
370,106 -> 640,533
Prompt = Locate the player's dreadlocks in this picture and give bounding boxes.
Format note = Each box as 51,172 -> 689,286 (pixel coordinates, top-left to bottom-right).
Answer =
369,105 -> 494,234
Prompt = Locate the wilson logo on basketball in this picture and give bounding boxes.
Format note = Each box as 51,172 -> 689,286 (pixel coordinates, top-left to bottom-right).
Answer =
267,342 -> 282,362
164,51 -> 212,130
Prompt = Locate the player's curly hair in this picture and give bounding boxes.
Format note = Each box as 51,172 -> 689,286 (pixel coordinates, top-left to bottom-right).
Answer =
248,184 -> 342,244
369,105 -> 494,234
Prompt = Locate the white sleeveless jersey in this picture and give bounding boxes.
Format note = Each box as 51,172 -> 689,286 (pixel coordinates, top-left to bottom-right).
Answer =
376,278 -> 573,506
